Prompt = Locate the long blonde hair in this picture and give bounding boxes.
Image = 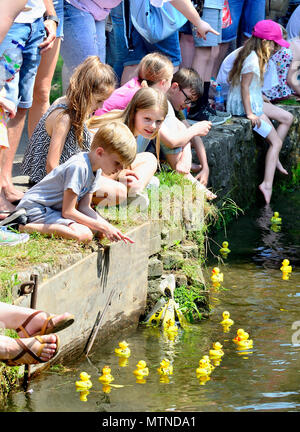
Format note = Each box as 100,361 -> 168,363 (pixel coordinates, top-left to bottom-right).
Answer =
65,56 -> 116,147
91,121 -> 137,167
228,36 -> 275,86
137,52 -> 173,87
87,87 -> 168,164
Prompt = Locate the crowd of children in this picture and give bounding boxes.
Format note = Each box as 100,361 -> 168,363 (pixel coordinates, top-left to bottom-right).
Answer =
0,1 -> 299,365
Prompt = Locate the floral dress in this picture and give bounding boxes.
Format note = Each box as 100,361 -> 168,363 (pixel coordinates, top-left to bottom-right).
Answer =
227,50 -> 264,117
263,47 -> 294,101
22,103 -> 91,184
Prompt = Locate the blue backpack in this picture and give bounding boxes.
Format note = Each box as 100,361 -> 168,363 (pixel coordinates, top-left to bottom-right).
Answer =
130,0 -> 188,44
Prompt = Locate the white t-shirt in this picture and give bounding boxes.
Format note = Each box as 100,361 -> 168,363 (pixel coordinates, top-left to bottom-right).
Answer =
15,0 -> 45,24
286,5 -> 300,39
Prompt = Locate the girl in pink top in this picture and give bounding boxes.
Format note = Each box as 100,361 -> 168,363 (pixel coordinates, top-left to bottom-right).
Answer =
95,52 -> 174,116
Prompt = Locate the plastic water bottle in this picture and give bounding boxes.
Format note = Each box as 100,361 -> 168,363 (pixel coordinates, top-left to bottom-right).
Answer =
2,40 -> 24,72
0,59 -> 15,89
214,85 -> 225,111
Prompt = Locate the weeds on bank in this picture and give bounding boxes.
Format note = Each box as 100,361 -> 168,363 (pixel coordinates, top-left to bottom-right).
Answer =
174,285 -> 206,323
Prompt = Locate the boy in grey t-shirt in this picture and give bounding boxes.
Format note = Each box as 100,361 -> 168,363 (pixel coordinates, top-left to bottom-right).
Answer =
16,122 -> 137,243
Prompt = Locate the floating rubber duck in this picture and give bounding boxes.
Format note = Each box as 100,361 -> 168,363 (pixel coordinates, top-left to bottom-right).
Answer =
211,267 -> 224,288
236,331 -> 253,349
75,372 -> 92,390
233,328 -> 247,344
209,342 -> 224,358
157,358 -> 173,376
164,318 -> 178,333
219,241 -> 231,258
280,259 -> 292,280
270,212 -> 282,224
98,366 -> 114,384
196,359 -> 211,376
115,340 -> 131,358
220,311 -> 234,326
133,360 -> 149,379
202,355 -> 215,373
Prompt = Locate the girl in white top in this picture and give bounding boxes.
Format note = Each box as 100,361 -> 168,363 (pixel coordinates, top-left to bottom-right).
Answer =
227,20 -> 294,205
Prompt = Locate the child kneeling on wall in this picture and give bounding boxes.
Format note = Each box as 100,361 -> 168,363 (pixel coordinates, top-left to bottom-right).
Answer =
15,122 -> 137,244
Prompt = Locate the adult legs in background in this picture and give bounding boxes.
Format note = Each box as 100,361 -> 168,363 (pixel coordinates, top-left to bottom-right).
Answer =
27,0 -> 64,137
0,19 -> 45,203
60,2 -> 106,93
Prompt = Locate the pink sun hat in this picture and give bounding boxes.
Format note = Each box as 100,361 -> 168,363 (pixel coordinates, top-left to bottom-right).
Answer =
252,20 -> 290,48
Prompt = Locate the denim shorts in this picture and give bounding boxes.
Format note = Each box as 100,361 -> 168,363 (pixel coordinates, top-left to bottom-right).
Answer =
191,7 -> 222,47
60,1 -> 106,73
125,26 -> 181,67
222,0 -> 266,43
0,18 -> 45,109
53,0 -> 64,38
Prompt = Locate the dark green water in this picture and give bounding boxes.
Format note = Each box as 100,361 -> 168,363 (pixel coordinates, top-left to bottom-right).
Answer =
1,192 -> 300,412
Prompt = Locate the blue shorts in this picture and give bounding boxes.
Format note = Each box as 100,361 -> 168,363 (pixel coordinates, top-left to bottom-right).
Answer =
192,7 -> 222,47
125,26 -> 181,67
24,203 -> 75,226
0,18 -> 45,109
222,0 -> 266,43
53,0 -> 64,38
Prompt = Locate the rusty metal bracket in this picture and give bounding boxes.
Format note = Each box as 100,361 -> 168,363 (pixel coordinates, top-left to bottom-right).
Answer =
19,274 -> 39,391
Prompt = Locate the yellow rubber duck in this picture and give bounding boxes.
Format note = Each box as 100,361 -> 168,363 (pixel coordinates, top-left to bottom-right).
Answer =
236,331 -> 253,349
133,360 -> 149,378
165,318 -> 178,333
202,355 -> 215,373
280,259 -> 292,280
115,340 -> 131,357
98,366 -> 114,384
233,328 -> 247,344
219,241 -> 231,257
196,359 -> 211,376
157,358 -> 173,376
75,372 -> 92,390
220,311 -> 234,326
198,374 -> 210,385
210,267 -> 223,285
270,212 -> 282,224
209,342 -> 224,358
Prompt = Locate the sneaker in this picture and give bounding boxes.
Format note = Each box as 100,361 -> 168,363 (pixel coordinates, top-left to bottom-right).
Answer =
187,109 -> 228,126
127,192 -> 150,210
0,208 -> 27,228
0,226 -> 29,246
206,104 -> 232,120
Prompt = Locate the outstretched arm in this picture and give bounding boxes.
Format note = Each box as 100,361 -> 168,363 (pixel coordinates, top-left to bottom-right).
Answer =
160,116 -> 211,149
63,190 -> 134,244
171,0 -> 220,39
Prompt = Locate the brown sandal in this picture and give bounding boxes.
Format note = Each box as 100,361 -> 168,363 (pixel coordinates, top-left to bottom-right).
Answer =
6,334 -> 60,366
16,311 -> 74,337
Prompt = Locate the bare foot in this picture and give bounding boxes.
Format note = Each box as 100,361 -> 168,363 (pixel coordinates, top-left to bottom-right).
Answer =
0,190 -> 16,216
17,311 -> 74,338
259,182 -> 272,204
276,160 -> 288,175
3,185 -> 24,203
195,182 -> 217,201
1,333 -> 58,363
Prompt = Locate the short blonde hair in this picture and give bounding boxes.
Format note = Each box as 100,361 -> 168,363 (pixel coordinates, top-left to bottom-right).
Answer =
91,121 -> 137,167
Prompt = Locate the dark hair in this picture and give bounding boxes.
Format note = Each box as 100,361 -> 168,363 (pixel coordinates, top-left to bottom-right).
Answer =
172,68 -> 203,99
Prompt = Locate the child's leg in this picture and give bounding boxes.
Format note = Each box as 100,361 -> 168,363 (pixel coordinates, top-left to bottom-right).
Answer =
127,152 -> 158,195
0,148 -> 16,217
263,102 -> 294,175
165,153 -> 217,200
93,175 -> 127,207
19,222 -> 93,242
258,113 -> 283,205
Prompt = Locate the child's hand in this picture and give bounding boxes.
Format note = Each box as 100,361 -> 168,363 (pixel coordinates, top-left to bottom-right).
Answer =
118,169 -> 139,187
194,20 -> 220,40
103,223 -> 135,244
0,97 -> 16,118
194,121 -> 212,136
247,113 -> 261,127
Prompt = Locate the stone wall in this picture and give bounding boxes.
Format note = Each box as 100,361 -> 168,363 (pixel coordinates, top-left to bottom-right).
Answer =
198,107 -> 300,209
